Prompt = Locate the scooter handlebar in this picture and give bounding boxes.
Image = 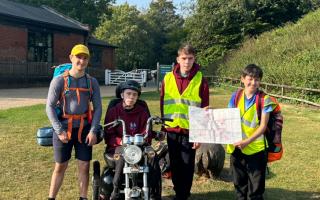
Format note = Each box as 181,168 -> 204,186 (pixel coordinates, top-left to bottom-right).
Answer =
144,116 -> 173,139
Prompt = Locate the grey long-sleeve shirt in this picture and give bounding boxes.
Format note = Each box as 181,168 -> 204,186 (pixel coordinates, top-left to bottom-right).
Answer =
46,74 -> 102,135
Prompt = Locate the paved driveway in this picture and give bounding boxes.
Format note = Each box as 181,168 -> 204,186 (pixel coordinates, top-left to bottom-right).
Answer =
0,85 -> 157,110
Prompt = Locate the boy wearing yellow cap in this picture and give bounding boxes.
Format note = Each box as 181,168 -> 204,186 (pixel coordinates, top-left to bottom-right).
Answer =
46,44 -> 102,200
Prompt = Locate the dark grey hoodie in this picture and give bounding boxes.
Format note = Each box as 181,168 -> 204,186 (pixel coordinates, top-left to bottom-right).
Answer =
46,74 -> 102,135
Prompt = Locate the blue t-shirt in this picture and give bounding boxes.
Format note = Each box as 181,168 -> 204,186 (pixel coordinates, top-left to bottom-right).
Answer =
228,91 -> 273,113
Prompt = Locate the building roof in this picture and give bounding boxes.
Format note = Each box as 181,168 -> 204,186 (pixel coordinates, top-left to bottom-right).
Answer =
0,0 -> 89,32
88,36 -> 117,48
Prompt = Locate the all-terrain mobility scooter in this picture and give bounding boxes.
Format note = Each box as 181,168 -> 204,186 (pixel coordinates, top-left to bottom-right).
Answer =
92,115 -> 170,200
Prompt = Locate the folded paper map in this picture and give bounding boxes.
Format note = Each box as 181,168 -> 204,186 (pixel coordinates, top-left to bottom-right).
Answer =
189,107 -> 242,144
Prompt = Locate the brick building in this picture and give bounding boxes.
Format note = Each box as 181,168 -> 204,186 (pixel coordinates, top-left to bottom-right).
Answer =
0,0 -> 116,88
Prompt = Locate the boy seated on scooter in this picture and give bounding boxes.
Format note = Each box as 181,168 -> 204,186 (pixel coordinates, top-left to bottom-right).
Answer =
104,80 -> 161,200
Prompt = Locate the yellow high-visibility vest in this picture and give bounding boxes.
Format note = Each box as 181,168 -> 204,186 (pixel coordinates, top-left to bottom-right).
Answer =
227,91 -> 275,155
163,71 -> 202,129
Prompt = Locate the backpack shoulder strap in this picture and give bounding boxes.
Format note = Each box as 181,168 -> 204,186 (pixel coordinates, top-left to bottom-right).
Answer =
60,70 -> 71,115
234,88 -> 243,107
270,96 -> 281,113
85,73 -> 93,100
62,70 -> 71,90
256,90 -> 265,121
85,73 -> 91,79
62,69 -> 70,77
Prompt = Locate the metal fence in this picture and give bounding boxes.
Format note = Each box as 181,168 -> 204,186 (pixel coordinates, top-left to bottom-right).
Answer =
105,69 -> 148,86
205,76 -> 320,107
0,61 -> 53,88
0,61 -> 53,77
0,61 -> 105,88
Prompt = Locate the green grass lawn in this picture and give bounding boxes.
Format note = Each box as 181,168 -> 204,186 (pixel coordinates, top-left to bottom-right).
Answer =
0,87 -> 319,199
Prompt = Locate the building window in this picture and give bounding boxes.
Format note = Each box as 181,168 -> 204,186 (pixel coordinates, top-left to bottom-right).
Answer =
28,31 -> 53,62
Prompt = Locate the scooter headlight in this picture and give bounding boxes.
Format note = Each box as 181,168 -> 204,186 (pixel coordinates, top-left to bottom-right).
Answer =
123,145 -> 142,165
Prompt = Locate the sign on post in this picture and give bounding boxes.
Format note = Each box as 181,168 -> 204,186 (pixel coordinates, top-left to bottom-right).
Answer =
156,62 -> 174,91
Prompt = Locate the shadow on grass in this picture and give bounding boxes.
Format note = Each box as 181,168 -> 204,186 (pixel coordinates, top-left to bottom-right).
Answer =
161,165 -> 319,200
265,167 -> 277,180
263,188 -> 320,200
163,189 -> 320,200
162,190 -> 233,200
219,164 -> 280,182
191,189 -> 320,200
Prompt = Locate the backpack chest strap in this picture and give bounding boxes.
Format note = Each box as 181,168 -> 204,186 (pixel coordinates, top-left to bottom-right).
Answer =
62,70 -> 93,105
67,87 -> 91,105
62,113 -> 88,143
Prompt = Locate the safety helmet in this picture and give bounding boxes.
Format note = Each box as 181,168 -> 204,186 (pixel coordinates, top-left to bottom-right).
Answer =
116,80 -> 141,98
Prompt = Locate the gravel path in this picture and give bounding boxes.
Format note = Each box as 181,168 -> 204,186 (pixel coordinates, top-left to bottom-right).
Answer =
0,85 -> 156,110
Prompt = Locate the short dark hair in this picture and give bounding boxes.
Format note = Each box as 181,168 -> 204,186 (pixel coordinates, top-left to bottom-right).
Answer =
178,43 -> 196,56
241,64 -> 263,79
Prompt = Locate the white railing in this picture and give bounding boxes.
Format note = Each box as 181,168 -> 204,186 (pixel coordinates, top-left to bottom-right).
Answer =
105,69 -> 147,86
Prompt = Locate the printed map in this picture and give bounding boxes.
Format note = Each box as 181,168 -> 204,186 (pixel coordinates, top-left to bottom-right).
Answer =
189,107 -> 242,144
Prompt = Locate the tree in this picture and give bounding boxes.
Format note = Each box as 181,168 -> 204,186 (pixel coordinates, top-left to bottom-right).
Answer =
242,0 -> 320,36
185,0 -> 320,68
13,0 -> 114,30
185,0 -> 246,66
143,0 -> 186,64
95,4 -> 153,71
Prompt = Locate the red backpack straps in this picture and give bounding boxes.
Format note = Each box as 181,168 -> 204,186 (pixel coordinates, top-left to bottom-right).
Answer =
234,89 -> 243,107
61,70 -> 70,116
255,90 -> 265,121
271,96 -> 281,113
60,72 -> 93,143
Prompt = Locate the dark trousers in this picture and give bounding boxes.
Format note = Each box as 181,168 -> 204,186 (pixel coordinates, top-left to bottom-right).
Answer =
53,125 -> 92,163
112,147 -> 124,188
112,146 -> 161,197
167,132 -> 195,200
230,148 -> 267,200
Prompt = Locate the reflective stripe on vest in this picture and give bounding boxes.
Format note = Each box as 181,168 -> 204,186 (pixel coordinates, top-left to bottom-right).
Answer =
163,71 -> 202,129
227,90 -> 272,155
163,99 -> 201,107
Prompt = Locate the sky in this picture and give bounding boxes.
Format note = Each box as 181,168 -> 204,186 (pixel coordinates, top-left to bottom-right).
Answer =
115,0 -> 191,12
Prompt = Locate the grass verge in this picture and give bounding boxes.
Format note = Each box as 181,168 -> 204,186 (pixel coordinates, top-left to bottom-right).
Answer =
0,87 -> 319,199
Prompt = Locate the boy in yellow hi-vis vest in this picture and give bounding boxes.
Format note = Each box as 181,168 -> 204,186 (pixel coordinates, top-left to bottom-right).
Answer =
160,44 -> 209,200
227,64 -> 277,200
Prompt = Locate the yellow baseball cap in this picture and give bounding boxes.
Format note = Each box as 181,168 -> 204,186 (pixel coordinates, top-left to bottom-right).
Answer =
70,44 -> 90,57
